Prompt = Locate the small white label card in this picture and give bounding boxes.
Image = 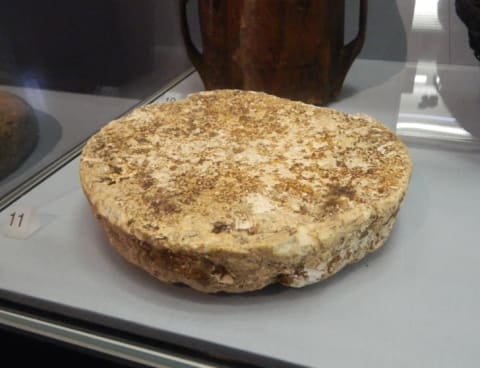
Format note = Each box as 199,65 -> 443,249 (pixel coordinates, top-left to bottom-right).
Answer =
157,91 -> 185,103
1,208 -> 42,240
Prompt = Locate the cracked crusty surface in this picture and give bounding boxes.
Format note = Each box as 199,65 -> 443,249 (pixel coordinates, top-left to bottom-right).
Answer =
80,90 -> 412,293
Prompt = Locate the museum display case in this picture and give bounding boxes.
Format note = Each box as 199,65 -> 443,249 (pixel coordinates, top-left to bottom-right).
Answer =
1,1 -> 479,367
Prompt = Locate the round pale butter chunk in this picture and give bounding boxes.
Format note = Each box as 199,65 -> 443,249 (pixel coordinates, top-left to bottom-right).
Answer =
80,90 -> 412,293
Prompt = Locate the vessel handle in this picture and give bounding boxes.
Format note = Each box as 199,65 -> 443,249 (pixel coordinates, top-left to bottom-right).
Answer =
341,0 -> 368,72
179,0 -> 205,73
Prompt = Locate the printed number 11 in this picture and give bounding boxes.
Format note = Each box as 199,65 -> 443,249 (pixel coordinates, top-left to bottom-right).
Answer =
10,212 -> 24,228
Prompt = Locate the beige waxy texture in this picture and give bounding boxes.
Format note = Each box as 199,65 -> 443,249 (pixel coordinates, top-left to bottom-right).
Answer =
80,90 -> 412,293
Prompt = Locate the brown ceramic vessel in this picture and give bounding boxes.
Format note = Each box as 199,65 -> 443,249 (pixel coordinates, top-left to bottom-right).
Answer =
180,0 -> 367,104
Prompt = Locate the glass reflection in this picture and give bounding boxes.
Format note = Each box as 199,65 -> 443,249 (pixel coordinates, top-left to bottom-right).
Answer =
412,0 -> 442,31
0,1 -> 192,206
397,61 -> 480,149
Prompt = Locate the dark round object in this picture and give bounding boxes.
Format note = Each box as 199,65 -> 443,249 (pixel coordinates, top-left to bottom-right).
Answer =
0,91 -> 38,180
456,0 -> 480,61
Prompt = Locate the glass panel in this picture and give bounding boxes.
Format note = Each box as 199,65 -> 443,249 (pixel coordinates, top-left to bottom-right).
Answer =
396,0 -> 480,150
0,0 -> 192,200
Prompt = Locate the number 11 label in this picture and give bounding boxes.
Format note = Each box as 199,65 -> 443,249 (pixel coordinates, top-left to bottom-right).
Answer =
1,208 -> 42,240
10,212 -> 25,227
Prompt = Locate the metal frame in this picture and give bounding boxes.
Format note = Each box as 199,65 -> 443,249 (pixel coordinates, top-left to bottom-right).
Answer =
0,306 -> 218,368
